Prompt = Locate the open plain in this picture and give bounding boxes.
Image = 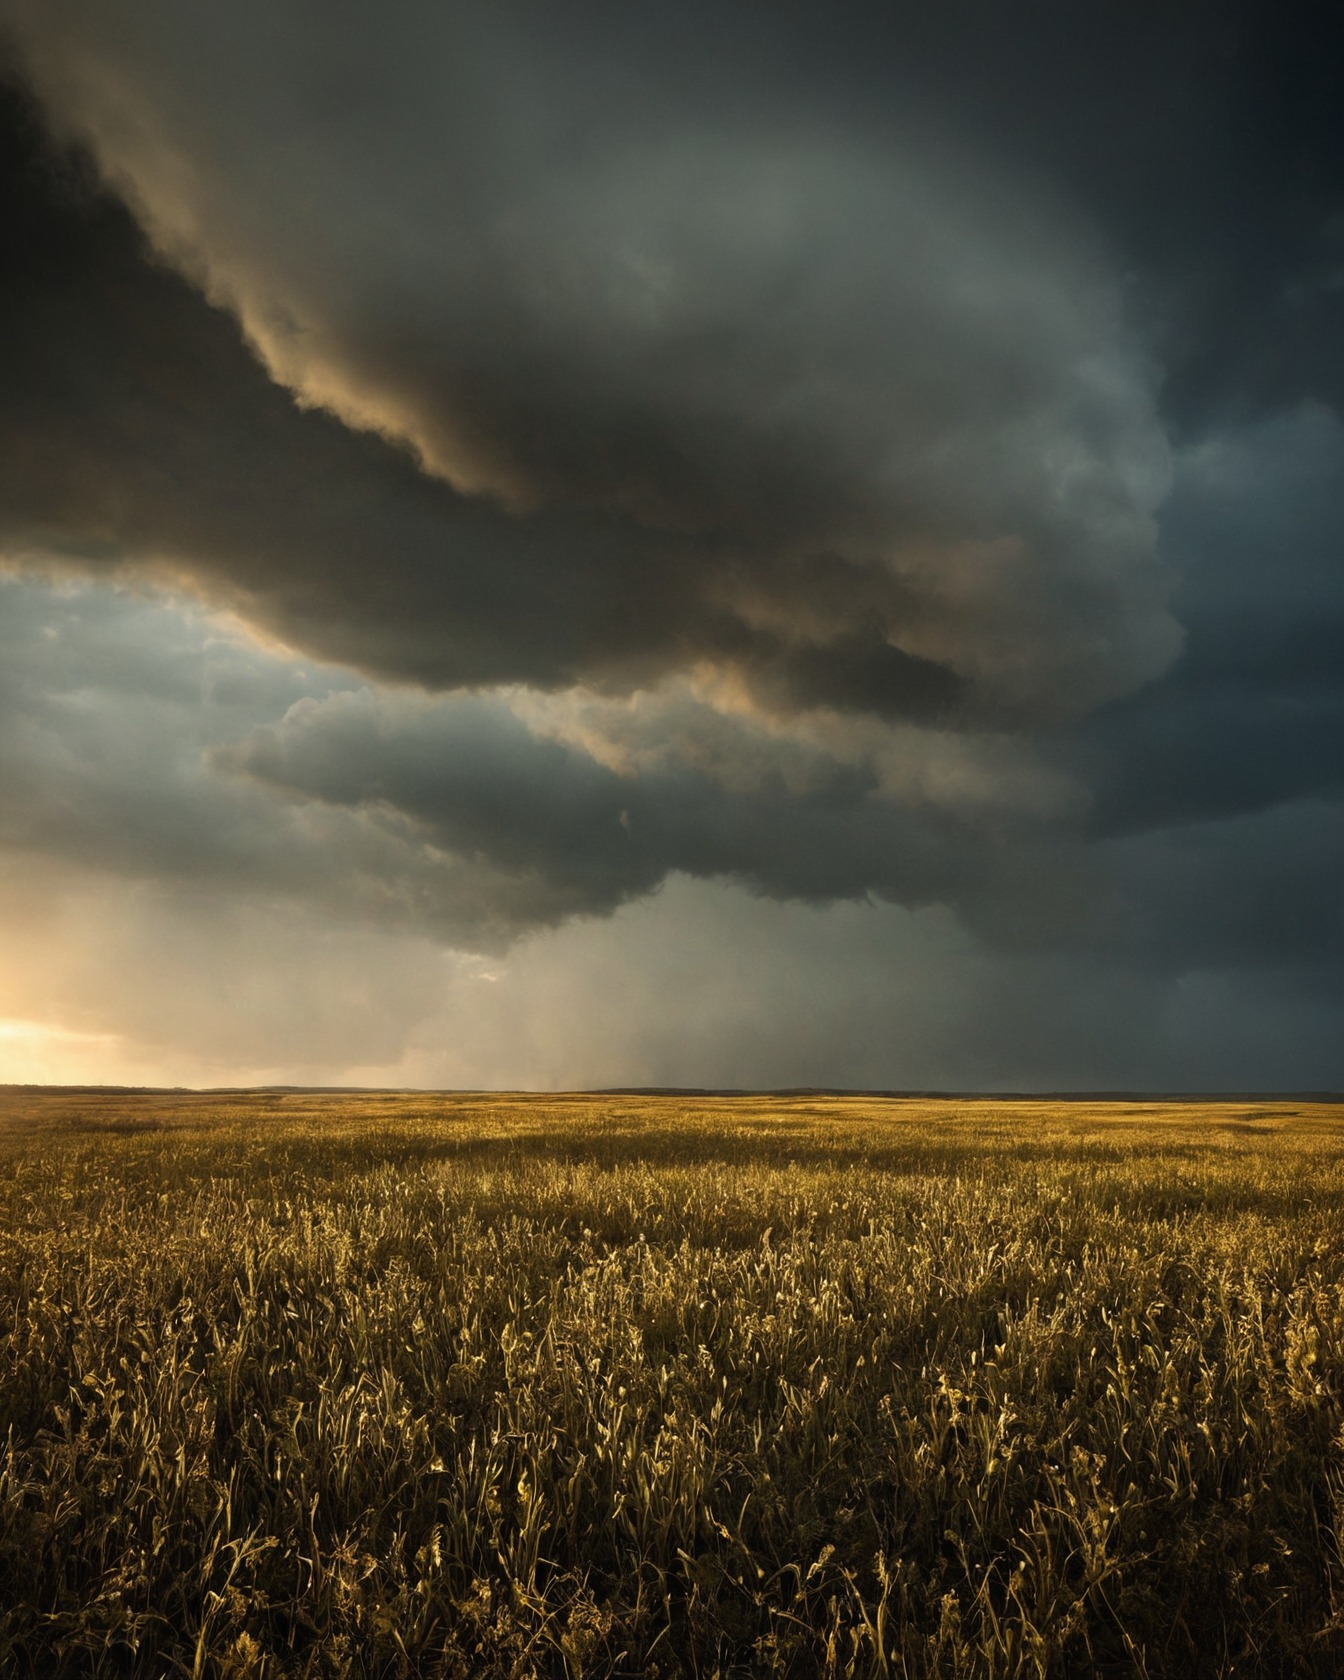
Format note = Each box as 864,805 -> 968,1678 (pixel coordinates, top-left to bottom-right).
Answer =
2,1089 -> 1344,1678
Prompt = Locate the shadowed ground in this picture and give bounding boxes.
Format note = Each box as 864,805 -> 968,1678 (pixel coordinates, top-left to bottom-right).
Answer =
2,1090 -> 1343,1676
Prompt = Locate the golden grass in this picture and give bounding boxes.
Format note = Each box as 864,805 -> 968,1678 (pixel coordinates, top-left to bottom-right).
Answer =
1,1089 -> 1343,1677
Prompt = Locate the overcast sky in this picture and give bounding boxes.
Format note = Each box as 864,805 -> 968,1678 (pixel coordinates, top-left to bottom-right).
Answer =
0,1 -> 1340,1089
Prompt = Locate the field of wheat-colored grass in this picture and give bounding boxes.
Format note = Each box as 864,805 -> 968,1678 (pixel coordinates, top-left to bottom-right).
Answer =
2,1088 -> 1343,1678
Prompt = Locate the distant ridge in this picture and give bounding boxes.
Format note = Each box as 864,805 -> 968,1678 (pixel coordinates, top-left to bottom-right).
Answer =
0,1083 -> 196,1095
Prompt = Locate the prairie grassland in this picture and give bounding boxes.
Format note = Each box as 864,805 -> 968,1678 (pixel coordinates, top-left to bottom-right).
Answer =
2,1090 -> 1344,1678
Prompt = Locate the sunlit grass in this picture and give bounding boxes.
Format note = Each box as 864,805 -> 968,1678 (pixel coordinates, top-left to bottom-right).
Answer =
2,1089 -> 1343,1676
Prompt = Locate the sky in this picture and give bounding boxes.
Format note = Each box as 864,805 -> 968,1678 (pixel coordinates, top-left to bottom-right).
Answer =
0,0 -> 1340,1090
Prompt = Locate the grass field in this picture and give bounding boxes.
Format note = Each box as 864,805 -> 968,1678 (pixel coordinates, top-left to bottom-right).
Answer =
2,1089 -> 1344,1678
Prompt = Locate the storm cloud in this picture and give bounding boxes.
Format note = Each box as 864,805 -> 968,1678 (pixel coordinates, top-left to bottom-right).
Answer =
1,3 -> 1180,721
0,1 -> 1340,1088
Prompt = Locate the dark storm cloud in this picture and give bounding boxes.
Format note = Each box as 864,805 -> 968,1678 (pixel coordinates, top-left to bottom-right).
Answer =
0,80 -> 712,695
1062,406 -> 1344,837
221,686 -> 982,918
0,571 -> 1063,958
0,4 -> 1179,722
750,0 -> 1344,429
0,575 -> 651,949
207,390 -> 1344,982
0,1 -> 1341,1088
223,677 -> 1344,985
0,67 -> 1164,723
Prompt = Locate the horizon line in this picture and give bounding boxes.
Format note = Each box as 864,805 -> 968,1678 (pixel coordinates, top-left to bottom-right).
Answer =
3,1084 -> 1343,1103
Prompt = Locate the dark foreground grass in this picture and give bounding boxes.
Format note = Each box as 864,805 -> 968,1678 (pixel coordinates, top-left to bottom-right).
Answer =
2,1090 -> 1344,1678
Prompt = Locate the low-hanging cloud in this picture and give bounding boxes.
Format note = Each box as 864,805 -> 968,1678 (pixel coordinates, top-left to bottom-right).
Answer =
3,0 -> 1180,722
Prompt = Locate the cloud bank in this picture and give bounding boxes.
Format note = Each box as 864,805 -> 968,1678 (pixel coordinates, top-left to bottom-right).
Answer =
3,1 -> 1179,722
0,2 -> 1340,1087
